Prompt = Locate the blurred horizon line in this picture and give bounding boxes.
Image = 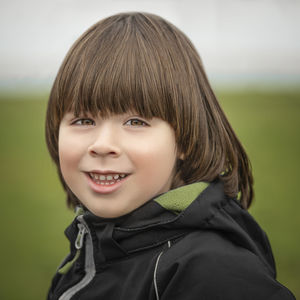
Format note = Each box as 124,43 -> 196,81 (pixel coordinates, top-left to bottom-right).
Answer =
0,74 -> 299,96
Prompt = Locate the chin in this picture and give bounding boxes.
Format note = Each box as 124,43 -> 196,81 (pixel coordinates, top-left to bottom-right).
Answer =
88,205 -> 129,219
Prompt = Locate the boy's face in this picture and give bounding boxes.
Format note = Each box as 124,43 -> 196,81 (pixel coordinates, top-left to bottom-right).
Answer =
58,111 -> 180,218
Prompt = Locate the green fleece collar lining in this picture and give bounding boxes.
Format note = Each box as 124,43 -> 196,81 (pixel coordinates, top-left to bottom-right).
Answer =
58,250 -> 81,275
154,182 -> 209,213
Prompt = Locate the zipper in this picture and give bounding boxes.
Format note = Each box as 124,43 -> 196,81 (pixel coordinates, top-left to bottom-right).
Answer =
58,224 -> 87,275
75,224 -> 86,250
58,215 -> 96,300
154,240 -> 172,300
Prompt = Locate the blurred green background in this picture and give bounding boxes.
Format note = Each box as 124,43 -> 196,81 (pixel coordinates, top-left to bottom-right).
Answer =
0,89 -> 299,299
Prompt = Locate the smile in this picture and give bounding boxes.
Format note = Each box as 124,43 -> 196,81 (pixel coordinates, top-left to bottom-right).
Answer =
86,171 -> 130,195
88,172 -> 129,185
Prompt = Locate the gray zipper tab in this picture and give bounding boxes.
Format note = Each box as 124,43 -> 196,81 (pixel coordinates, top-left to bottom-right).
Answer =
59,216 -> 96,300
75,224 -> 87,250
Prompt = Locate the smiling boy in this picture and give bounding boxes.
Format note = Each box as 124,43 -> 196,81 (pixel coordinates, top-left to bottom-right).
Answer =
46,12 -> 296,300
59,112 -> 181,218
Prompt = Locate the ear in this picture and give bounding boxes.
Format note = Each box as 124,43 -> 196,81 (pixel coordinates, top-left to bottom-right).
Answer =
178,152 -> 185,160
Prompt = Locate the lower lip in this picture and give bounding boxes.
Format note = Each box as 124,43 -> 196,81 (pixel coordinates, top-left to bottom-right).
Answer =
85,173 -> 130,194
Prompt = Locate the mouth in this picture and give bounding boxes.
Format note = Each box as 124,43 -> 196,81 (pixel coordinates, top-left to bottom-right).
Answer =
88,172 -> 129,185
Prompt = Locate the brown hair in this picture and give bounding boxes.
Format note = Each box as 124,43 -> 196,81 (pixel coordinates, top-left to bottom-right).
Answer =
45,12 -> 253,209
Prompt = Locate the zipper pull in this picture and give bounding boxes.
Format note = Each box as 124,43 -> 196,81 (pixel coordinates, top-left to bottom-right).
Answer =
75,224 -> 87,250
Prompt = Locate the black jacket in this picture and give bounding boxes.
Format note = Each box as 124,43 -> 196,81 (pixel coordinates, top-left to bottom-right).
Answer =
47,181 -> 296,299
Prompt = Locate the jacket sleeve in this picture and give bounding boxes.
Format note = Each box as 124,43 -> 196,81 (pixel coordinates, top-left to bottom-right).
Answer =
155,236 -> 296,300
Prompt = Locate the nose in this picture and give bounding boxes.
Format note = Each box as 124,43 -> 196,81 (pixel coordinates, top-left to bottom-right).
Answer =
88,124 -> 121,157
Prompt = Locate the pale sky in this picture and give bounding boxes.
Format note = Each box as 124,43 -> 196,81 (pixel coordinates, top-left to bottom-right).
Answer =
0,0 -> 299,87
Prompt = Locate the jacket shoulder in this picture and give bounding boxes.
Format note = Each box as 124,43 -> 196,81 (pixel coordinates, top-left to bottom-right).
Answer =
155,230 -> 295,300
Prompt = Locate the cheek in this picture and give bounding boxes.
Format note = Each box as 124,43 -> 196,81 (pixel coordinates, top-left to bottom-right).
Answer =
58,132 -> 84,175
59,146 -> 78,171
130,137 -> 177,178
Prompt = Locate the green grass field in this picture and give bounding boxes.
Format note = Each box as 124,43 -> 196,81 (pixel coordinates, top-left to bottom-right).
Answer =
0,89 -> 299,299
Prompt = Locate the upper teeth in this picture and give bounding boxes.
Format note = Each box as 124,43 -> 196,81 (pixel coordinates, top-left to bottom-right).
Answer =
90,173 -> 126,180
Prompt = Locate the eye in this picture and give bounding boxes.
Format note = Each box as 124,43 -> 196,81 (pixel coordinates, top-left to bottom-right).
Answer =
72,118 -> 95,126
125,118 -> 149,127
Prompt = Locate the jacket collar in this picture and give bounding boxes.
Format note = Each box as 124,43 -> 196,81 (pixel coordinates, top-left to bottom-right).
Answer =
65,179 -> 276,277
65,181 -> 225,263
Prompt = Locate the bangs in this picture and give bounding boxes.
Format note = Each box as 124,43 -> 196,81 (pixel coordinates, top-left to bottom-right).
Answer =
55,13 -> 189,130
